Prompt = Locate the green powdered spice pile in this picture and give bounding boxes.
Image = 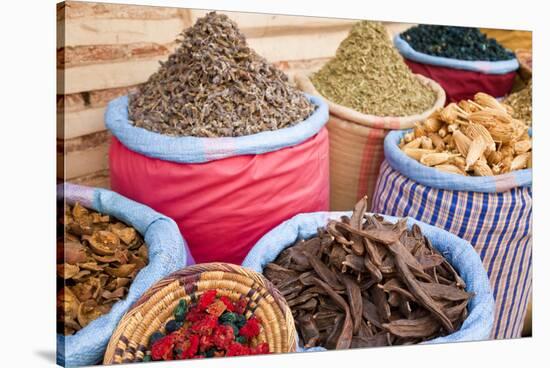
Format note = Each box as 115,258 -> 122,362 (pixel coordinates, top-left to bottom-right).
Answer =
504,80 -> 532,126
311,21 -> 436,117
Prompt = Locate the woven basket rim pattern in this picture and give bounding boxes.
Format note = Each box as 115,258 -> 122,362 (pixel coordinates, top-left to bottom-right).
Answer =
103,263 -> 296,364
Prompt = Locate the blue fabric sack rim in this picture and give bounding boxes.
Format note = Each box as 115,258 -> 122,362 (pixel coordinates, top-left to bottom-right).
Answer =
394,35 -> 519,74
241,211 -> 495,350
57,183 -> 188,366
384,130 -> 532,193
105,93 -> 329,164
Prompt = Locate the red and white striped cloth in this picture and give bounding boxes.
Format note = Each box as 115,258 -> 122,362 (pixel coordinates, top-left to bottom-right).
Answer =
372,160 -> 532,339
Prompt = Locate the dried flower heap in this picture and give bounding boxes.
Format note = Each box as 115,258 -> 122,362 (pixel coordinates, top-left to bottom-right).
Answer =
143,290 -> 269,361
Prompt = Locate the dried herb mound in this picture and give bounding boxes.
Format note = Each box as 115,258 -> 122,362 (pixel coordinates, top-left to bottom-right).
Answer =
504,80 -> 532,126
142,290 -> 269,361
129,12 -> 314,137
57,203 -> 149,336
264,197 -> 472,349
401,25 -> 515,61
311,21 -> 436,117
400,92 -> 531,176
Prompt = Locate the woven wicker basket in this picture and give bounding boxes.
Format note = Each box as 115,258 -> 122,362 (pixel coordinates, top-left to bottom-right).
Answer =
103,263 -> 296,364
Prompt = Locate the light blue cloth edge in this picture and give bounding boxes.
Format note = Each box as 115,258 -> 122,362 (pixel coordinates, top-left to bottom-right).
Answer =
384,130 -> 532,193
57,183 -> 188,367
241,211 -> 495,352
105,94 -> 329,164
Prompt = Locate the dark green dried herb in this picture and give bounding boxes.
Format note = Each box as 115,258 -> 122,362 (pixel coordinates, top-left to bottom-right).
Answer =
129,12 -> 314,137
401,25 -> 514,61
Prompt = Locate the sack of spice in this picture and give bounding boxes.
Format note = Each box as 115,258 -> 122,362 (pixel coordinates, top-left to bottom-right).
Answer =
395,25 -> 519,102
371,116 -> 532,338
295,20 -> 445,211
106,12 -> 329,265
56,183 -> 191,366
242,201 -> 494,351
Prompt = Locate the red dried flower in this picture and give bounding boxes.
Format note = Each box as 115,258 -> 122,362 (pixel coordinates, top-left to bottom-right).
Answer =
186,306 -> 206,323
219,296 -> 235,312
199,334 -> 216,352
234,297 -> 248,314
198,290 -> 218,310
251,342 -> 270,355
175,334 -> 199,359
206,299 -> 227,317
226,342 -> 251,357
151,334 -> 176,361
238,317 -> 261,339
212,324 -> 235,350
190,314 -> 218,336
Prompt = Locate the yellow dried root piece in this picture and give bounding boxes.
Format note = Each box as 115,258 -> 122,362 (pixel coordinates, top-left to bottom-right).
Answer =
466,136 -> 487,170
420,152 -> 458,167
511,152 -> 531,171
403,148 -> 436,161
434,164 -> 466,175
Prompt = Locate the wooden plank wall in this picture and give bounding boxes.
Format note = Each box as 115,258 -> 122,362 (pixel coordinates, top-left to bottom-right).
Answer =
57,1 -> 414,188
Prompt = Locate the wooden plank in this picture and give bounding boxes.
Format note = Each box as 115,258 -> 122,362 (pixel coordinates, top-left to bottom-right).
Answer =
59,42 -> 176,68
59,58 -> 163,94
190,10 -> 355,37
383,22 -> 416,37
248,29 -> 350,63
61,142 -> 109,180
60,17 -> 187,47
69,169 -> 111,189
62,1 -> 183,20
59,107 -> 106,139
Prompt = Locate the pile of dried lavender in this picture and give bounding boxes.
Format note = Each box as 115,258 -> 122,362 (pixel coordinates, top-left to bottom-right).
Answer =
129,12 -> 314,137
264,197 -> 471,349
311,21 -> 436,117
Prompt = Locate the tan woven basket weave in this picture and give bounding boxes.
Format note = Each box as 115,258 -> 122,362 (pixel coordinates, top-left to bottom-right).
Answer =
103,263 -> 296,364
295,72 -> 445,211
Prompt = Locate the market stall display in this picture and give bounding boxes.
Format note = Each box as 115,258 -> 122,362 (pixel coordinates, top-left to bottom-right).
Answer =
104,263 -> 295,364
107,12 -> 330,265
57,3 -> 535,365
372,128 -> 532,339
295,20 -> 445,211
57,183 -> 191,366
395,25 -> 519,102
242,200 -> 495,351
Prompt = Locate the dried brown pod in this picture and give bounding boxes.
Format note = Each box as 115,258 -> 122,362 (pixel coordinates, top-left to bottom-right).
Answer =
265,197 -> 471,349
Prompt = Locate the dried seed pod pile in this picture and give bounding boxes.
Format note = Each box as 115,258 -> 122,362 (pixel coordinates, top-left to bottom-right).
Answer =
400,92 -> 531,176
57,203 -> 148,336
264,197 -> 472,349
311,21 -> 436,117
503,80 -> 532,126
129,12 -> 314,137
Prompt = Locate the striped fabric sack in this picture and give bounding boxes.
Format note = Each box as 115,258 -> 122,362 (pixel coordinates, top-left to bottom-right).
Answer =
242,211 -> 495,350
372,131 -> 532,339
294,73 -> 445,211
